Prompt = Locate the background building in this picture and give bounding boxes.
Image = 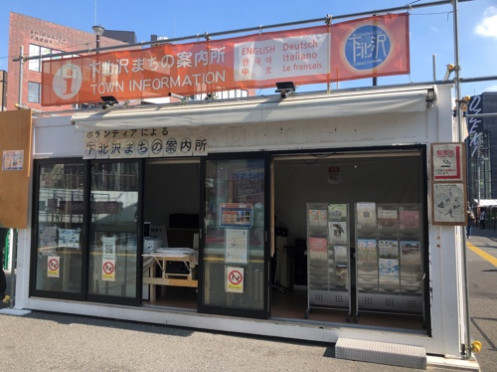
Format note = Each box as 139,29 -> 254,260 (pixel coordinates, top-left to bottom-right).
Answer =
467,92 -> 497,207
6,12 -> 133,112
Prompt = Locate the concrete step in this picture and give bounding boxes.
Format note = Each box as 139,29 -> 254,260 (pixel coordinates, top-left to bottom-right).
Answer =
335,337 -> 427,369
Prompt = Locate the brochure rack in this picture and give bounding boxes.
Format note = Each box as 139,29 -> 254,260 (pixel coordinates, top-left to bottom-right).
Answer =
305,203 -> 351,321
355,203 -> 424,321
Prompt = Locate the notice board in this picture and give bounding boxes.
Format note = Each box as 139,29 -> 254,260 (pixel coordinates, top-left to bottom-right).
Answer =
0,110 -> 32,228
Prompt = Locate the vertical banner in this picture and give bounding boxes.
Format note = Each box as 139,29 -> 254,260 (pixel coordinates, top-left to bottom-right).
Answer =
467,95 -> 483,158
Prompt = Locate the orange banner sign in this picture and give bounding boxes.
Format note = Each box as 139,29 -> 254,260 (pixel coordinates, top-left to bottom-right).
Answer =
42,14 -> 409,106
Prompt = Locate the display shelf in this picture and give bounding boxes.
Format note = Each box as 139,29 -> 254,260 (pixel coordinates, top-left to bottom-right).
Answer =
354,203 -> 424,321
306,203 -> 351,321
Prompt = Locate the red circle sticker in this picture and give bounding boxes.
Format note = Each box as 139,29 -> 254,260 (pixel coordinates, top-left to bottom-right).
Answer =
103,260 -> 115,275
48,258 -> 59,271
228,269 -> 243,285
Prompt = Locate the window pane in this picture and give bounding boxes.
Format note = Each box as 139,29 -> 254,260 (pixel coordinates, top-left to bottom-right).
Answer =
28,44 -> 40,71
88,161 -> 140,298
34,162 -> 85,293
27,82 -> 40,103
202,159 -> 265,312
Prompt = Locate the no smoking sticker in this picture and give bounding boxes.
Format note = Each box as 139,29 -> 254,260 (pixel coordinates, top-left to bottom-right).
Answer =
102,259 -> 116,282
47,256 -> 60,278
226,266 -> 244,293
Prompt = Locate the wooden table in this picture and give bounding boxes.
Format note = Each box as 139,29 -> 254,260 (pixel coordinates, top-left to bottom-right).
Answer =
143,248 -> 198,302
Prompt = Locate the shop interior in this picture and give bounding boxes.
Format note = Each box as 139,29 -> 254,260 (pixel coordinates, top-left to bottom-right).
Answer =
271,150 -> 427,332
142,159 -> 201,309
141,151 -> 427,333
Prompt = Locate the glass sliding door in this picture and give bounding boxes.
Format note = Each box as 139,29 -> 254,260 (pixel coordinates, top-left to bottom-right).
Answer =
31,159 -> 86,298
88,160 -> 142,304
200,157 -> 269,318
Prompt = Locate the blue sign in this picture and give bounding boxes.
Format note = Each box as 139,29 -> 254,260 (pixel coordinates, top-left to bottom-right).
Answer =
345,25 -> 391,70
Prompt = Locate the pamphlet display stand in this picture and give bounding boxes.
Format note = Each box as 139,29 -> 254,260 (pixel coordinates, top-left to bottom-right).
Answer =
355,202 -> 424,321
305,203 -> 351,321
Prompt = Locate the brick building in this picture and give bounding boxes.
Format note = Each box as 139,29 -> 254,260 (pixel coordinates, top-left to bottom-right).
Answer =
7,12 -> 131,111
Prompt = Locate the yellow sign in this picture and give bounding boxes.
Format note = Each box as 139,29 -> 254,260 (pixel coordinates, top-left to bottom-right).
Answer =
102,258 -> 116,281
47,256 -> 60,278
226,266 -> 244,293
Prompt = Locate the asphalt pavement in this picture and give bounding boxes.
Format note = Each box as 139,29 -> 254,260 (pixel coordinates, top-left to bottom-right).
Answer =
2,227 -> 497,371
465,225 -> 497,372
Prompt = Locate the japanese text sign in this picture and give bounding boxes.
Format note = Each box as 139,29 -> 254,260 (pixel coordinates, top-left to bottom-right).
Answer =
84,127 -> 208,159
42,14 -> 409,106
431,143 -> 464,182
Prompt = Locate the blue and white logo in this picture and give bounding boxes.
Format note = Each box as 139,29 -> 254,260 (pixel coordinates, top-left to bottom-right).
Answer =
345,25 -> 391,70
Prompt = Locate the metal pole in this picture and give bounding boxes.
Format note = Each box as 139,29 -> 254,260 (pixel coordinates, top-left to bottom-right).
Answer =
465,112 -> 497,119
8,230 -> 17,309
13,0 -> 475,62
432,54 -> 437,81
1,70 -> 6,111
17,46 -> 24,106
452,0 -> 473,359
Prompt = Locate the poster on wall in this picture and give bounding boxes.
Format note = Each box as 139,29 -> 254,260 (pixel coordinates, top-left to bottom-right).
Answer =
220,203 -> 253,228
101,236 -> 117,257
2,150 -> 24,171
432,183 -> 466,225
38,225 -> 58,253
58,228 -> 80,248
431,143 -> 464,182
225,229 -> 248,264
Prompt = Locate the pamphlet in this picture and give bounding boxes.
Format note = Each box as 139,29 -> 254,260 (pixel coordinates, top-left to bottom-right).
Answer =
377,205 -> 398,231
399,206 -> 420,231
378,240 -> 399,259
356,202 -> 377,229
308,236 -> 328,260
357,238 -> 377,264
329,221 -> 347,244
379,258 -> 400,292
328,204 -> 347,222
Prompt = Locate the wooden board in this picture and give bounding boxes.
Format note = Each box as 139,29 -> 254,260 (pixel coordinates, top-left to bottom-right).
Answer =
0,109 -> 32,228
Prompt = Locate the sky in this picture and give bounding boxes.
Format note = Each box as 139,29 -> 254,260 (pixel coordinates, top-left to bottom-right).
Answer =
0,0 -> 496,99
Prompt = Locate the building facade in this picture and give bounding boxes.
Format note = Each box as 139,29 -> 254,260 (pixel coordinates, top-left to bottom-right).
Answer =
2,83 -> 475,364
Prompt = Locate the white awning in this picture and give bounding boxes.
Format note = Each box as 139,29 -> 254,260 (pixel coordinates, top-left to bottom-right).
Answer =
475,199 -> 497,208
71,86 -> 433,131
